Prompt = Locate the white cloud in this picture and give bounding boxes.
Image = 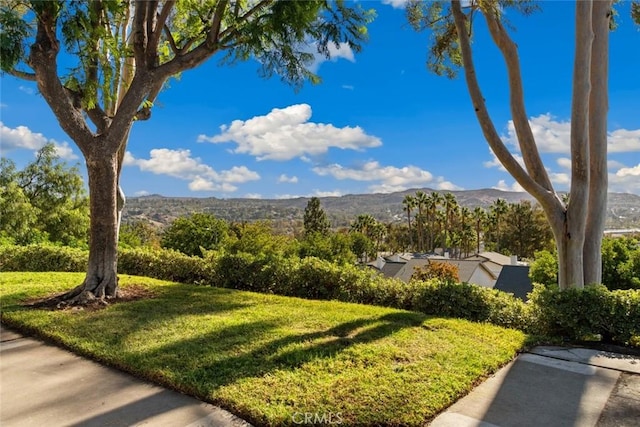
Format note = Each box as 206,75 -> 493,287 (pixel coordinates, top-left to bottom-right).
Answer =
18,85 -> 34,95
502,114 -> 640,154
0,122 -> 77,159
198,104 -> 381,161
313,160 -> 450,193
307,42 -> 355,73
244,193 -> 263,199
615,164 -> 640,178
313,190 -> 343,197
610,164 -> 640,193
0,103 -> 7,108
556,157 -> 572,170
382,0 -> 409,9
435,177 -> 464,191
549,172 -> 570,185
483,149 -> 524,171
126,148 -> 260,193
275,189 -> 343,199
134,190 -> 150,196
493,180 -> 525,192
278,174 -> 299,184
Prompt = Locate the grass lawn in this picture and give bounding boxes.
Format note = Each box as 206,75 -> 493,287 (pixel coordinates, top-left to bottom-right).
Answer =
1,272 -> 528,426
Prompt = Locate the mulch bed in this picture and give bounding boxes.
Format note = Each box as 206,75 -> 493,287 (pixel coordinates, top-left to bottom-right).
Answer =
24,285 -> 156,312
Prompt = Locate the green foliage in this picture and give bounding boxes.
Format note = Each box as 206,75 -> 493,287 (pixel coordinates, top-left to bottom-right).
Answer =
529,250 -> 558,287
349,231 -> 375,263
602,236 -> 640,290
0,144 -> 89,247
226,221 -> 298,257
118,247 -> 210,284
411,261 -> 460,283
119,220 -> 161,249
0,2 -> 31,73
303,197 -> 330,236
528,284 -> 640,346
0,244 -> 88,272
531,238 -> 640,290
161,213 -> 229,257
407,280 -> 529,330
297,231 -> 356,264
4,243 -> 640,346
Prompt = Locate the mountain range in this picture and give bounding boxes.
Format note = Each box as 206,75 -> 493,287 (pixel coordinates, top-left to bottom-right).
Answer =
122,188 -> 640,230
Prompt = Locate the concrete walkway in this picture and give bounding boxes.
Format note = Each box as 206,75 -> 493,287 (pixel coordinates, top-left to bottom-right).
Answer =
2,324 -> 639,427
430,346 -> 640,427
0,325 -> 251,427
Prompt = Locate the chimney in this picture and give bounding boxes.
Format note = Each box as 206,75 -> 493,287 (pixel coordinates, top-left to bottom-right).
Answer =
510,255 -> 518,265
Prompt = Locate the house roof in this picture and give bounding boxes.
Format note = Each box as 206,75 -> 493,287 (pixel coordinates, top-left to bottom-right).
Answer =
494,265 -> 533,301
466,251 -> 513,266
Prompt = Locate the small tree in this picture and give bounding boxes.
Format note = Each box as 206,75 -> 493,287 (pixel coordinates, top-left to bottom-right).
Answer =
1,0 -> 373,303
161,213 -> 228,257
303,197 -> 330,236
0,143 -> 89,246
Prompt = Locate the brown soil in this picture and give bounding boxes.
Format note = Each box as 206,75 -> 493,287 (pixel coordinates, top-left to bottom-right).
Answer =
25,284 -> 156,312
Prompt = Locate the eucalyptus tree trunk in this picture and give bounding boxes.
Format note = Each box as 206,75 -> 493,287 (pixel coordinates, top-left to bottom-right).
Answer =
450,0 -> 611,289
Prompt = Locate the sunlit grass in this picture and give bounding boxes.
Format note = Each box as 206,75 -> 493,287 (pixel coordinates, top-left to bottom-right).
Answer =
1,272 -> 528,426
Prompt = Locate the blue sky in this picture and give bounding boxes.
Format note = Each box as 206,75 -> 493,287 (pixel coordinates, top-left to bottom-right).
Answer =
1,1 -> 639,199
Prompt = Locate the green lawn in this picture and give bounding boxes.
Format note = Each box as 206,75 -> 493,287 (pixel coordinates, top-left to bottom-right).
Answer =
0,272 -> 528,426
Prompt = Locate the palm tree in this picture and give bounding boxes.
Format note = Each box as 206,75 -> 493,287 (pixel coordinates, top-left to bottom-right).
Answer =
458,206 -> 472,258
443,192 -> 458,252
414,191 -> 429,252
472,207 -> 487,254
490,198 -> 508,253
426,191 -> 442,252
402,194 -> 416,251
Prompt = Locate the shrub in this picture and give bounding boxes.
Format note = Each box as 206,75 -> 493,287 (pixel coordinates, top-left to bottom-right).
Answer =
118,247 -> 210,284
528,284 -> 640,346
407,280 -> 530,330
161,213 -> 229,257
411,262 -> 460,283
0,244 -> 88,272
529,250 -> 558,287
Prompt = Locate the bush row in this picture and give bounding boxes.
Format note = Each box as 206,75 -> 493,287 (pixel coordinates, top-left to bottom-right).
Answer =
1,244 -> 638,346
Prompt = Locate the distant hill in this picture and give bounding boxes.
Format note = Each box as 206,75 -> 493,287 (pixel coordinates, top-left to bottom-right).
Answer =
122,188 -> 640,229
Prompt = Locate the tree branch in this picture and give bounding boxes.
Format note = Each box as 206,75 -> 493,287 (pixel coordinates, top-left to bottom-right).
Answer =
144,0 -> 160,65
207,0 -> 229,47
28,5 -> 95,153
132,0 -> 148,67
5,68 -> 37,81
450,0 -> 561,215
483,6 -> 554,192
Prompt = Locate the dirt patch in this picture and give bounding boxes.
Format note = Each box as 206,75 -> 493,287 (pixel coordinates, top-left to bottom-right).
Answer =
25,285 -> 156,312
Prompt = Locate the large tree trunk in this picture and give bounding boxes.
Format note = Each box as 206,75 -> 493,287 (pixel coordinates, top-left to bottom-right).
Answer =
61,148 -> 120,304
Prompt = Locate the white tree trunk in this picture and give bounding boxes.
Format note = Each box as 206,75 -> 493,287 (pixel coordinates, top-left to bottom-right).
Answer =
450,0 -> 611,289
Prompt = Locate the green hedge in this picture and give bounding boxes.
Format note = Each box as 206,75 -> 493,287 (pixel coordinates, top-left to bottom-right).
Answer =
2,244 -> 638,346
0,244 -> 88,272
528,284 -> 640,345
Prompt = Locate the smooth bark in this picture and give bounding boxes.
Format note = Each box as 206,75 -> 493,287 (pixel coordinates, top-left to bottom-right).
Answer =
450,0 -> 611,289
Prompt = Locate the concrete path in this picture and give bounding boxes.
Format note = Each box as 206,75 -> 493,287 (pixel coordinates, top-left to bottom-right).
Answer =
430,346 -> 640,427
0,325 -> 251,427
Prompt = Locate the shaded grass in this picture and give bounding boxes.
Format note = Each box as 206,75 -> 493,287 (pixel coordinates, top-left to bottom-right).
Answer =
1,272 -> 528,426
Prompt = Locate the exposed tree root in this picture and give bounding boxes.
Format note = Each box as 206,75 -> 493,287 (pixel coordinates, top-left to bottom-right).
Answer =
27,284 -> 153,312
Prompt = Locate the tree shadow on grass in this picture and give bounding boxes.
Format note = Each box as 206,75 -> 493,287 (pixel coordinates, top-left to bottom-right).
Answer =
141,311 -> 426,400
